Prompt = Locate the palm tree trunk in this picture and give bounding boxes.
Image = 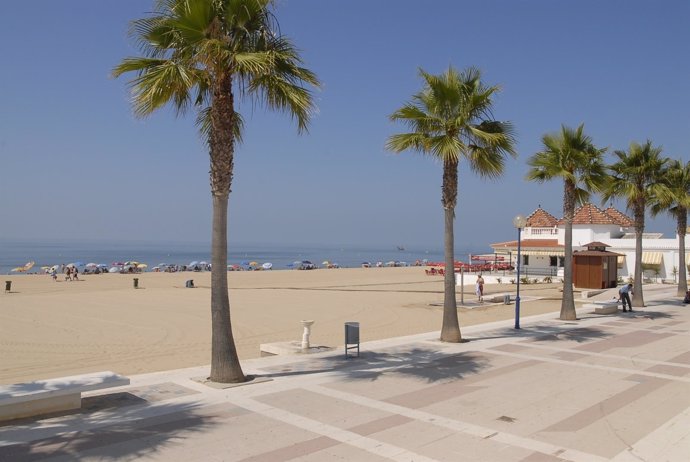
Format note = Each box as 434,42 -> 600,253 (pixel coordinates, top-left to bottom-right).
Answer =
560,180 -> 576,320
208,72 -> 245,383
209,194 -> 245,383
440,160 -> 461,342
633,202 -> 645,307
677,209 -> 688,297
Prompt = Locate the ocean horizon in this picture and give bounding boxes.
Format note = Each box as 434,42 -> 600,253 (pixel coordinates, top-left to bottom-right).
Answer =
0,239 -> 488,275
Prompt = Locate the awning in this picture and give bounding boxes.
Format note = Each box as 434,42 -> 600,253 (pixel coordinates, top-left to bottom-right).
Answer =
641,252 -> 663,265
520,250 -> 564,256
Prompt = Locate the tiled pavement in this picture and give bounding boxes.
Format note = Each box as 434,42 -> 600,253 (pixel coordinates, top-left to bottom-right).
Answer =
2,286 -> 689,461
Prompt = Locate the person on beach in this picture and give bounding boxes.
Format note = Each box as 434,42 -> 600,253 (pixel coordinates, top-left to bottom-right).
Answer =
65,267 -> 72,281
619,283 -> 633,312
72,267 -> 79,281
50,268 -> 57,282
476,274 -> 485,302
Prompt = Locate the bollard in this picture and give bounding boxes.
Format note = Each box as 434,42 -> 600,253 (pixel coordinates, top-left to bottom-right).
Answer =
133,278 -> 139,289
5,281 -> 11,293
300,320 -> 314,351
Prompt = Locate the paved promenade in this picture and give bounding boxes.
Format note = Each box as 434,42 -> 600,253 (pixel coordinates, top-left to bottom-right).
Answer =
1,285 -> 689,461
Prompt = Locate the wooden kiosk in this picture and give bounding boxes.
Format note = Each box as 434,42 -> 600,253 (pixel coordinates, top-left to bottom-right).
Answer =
572,242 -> 622,289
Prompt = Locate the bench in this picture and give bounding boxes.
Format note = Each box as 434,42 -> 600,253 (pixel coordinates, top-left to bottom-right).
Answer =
583,300 -> 619,315
0,371 -> 130,422
489,294 -> 511,304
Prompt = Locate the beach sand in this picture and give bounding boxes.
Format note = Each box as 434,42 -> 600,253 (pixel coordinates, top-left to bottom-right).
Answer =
0,268 -> 565,384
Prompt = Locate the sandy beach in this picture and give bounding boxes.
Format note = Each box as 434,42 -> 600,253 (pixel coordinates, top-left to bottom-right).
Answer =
0,268 -> 565,384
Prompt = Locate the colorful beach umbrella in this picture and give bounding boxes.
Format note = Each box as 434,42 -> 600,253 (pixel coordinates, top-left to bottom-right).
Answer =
262,262 -> 273,270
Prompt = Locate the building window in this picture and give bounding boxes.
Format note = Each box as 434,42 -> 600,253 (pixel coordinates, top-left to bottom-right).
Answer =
550,256 -> 557,267
558,257 -> 565,267
522,255 -> 529,266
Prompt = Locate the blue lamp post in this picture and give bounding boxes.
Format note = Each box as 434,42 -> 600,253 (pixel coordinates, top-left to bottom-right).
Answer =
513,214 -> 527,329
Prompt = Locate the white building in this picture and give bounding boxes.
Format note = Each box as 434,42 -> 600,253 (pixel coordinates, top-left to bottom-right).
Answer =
490,203 -> 689,282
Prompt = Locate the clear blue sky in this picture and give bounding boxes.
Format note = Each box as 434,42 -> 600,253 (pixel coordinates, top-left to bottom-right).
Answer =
0,0 -> 687,250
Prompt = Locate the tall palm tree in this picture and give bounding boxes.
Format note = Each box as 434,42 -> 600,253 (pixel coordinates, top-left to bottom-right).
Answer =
386,67 -> 516,342
526,124 -> 607,320
602,141 -> 669,308
113,0 -> 319,383
649,159 -> 690,296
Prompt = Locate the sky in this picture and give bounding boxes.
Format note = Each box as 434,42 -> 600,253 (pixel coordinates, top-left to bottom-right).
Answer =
0,0 -> 688,251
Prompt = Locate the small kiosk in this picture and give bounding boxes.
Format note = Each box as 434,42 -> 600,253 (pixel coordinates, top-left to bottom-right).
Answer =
572,242 -> 622,289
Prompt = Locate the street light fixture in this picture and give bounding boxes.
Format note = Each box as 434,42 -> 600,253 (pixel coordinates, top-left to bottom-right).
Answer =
513,214 -> 527,329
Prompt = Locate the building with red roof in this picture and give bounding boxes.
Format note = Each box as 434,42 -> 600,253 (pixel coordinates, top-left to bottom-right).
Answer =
489,203 -> 689,284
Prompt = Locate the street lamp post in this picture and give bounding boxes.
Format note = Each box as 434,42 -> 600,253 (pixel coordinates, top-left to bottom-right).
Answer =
513,214 -> 527,329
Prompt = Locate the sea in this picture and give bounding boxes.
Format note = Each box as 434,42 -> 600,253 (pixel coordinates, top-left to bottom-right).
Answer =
0,239 -> 486,275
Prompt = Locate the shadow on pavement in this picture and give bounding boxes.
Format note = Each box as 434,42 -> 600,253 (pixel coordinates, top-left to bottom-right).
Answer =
259,348 -> 488,384
0,400 -> 217,462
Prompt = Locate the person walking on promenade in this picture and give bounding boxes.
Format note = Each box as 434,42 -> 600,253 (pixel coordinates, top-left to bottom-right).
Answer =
619,283 -> 633,312
476,274 -> 485,302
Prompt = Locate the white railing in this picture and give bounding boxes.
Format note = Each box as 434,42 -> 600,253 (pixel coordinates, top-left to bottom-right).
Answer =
525,227 -> 558,236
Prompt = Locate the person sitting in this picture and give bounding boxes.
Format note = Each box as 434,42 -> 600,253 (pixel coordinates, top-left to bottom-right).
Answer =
683,290 -> 690,304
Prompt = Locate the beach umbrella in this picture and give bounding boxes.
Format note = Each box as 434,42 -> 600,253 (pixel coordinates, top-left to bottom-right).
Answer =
249,261 -> 258,267
86,263 -> 98,268
108,267 -> 120,273
262,262 -> 273,270
112,262 -> 124,267
322,260 -> 330,266
11,266 -> 27,272
41,266 -> 51,271
189,261 -> 199,267
199,261 -> 208,266
136,263 -> 148,268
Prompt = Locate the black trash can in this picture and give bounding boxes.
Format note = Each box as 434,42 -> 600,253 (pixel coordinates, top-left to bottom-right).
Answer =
133,278 -> 139,289
345,321 -> 360,358
5,281 -> 11,293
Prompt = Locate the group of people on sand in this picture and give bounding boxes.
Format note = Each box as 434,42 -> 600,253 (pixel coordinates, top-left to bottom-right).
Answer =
61,266 -> 79,282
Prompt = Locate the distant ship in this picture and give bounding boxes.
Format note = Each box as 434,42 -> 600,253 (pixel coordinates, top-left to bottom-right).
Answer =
396,245 -> 405,251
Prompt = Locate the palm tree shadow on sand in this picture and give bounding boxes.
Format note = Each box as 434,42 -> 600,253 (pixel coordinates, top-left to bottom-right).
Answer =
0,398 -> 219,461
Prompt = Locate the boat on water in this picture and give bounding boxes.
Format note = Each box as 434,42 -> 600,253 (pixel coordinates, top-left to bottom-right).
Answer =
396,245 -> 405,251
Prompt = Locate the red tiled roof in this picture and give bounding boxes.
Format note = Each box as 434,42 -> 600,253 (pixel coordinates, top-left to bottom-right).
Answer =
583,241 -> 610,248
526,207 -> 559,227
558,203 -> 616,225
491,239 -> 562,249
604,207 -> 634,227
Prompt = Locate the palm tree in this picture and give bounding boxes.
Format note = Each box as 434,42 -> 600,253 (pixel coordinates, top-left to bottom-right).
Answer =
526,124 -> 607,320
650,159 -> 690,296
113,0 -> 319,383
386,67 -> 516,342
602,141 -> 669,308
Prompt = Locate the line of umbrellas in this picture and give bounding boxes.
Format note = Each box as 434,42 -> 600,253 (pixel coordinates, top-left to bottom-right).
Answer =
12,259 -> 345,274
